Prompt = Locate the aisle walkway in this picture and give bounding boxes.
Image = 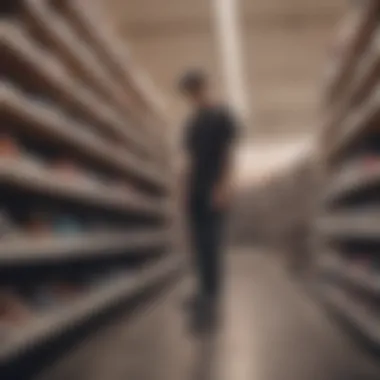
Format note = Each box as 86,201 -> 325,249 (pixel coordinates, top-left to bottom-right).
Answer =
37,250 -> 379,380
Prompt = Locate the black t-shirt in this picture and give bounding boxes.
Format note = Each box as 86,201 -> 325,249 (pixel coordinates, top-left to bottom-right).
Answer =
184,105 -> 237,198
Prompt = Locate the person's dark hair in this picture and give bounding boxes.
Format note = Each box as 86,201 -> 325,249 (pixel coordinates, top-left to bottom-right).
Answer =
178,69 -> 207,95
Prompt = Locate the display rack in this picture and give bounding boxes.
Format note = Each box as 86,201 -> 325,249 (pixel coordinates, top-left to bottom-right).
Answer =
54,0 -> 166,129
2,21 -> 152,159
1,0 -> 178,372
2,83 -> 167,190
315,0 -> 380,351
21,0 -> 165,153
0,230 -> 169,264
0,255 -> 179,363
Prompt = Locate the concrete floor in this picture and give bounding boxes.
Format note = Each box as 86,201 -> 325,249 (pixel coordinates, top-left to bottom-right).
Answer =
37,250 -> 379,380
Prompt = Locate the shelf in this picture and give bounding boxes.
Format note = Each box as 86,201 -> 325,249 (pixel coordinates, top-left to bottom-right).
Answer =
0,229 -> 169,264
330,85 -> 380,158
318,283 -> 380,348
0,158 -> 167,217
313,0 -> 380,354
0,0 -> 175,371
318,253 -> 380,296
325,0 -> 380,102
22,0 -> 156,144
316,211 -> 380,239
61,0 -> 167,129
324,161 -> 380,202
1,20 -> 154,159
0,255 -> 181,361
323,27 -> 380,143
1,83 -> 169,191
347,27 -> 380,106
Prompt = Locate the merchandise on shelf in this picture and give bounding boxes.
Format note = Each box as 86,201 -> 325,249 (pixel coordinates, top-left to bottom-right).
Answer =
0,209 -> 18,239
51,158 -> 81,176
48,282 -> 84,303
0,133 -> 20,158
0,289 -> 35,326
26,209 -> 54,236
53,215 -> 84,235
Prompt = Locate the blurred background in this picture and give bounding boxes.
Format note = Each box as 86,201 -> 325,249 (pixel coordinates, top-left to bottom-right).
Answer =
1,0 -> 379,379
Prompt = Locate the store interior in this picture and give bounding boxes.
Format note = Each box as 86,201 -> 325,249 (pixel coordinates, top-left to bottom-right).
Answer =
1,0 -> 379,379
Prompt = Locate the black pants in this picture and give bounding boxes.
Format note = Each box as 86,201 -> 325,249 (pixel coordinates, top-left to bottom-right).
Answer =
188,195 -> 224,300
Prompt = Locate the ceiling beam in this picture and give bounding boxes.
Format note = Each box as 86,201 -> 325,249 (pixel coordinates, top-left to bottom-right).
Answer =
120,12 -> 339,37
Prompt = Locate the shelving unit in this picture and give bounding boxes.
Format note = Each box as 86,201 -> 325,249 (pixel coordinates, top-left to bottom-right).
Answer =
2,83 -> 168,191
318,282 -> 380,347
0,254 -> 180,365
329,85 -> 380,158
1,0 -> 178,373
324,0 -> 380,103
323,160 -> 380,202
2,20 -> 154,159
317,251 -> 380,295
0,158 -> 166,216
315,0 -> 380,351
54,0 -> 166,130
0,230 -> 169,264
316,211 -> 380,239
21,0 -> 160,149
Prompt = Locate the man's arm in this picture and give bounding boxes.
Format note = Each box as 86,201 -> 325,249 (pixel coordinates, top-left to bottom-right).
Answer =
212,109 -> 238,210
213,147 -> 235,210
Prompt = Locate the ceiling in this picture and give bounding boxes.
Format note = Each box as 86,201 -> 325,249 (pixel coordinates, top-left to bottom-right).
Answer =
108,0 -> 212,28
101,0 -> 346,141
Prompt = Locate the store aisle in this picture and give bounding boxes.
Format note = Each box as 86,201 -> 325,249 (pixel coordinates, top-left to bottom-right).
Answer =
37,250 -> 379,380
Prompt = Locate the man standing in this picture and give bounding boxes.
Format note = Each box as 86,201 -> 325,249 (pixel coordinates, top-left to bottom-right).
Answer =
178,69 -> 238,321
